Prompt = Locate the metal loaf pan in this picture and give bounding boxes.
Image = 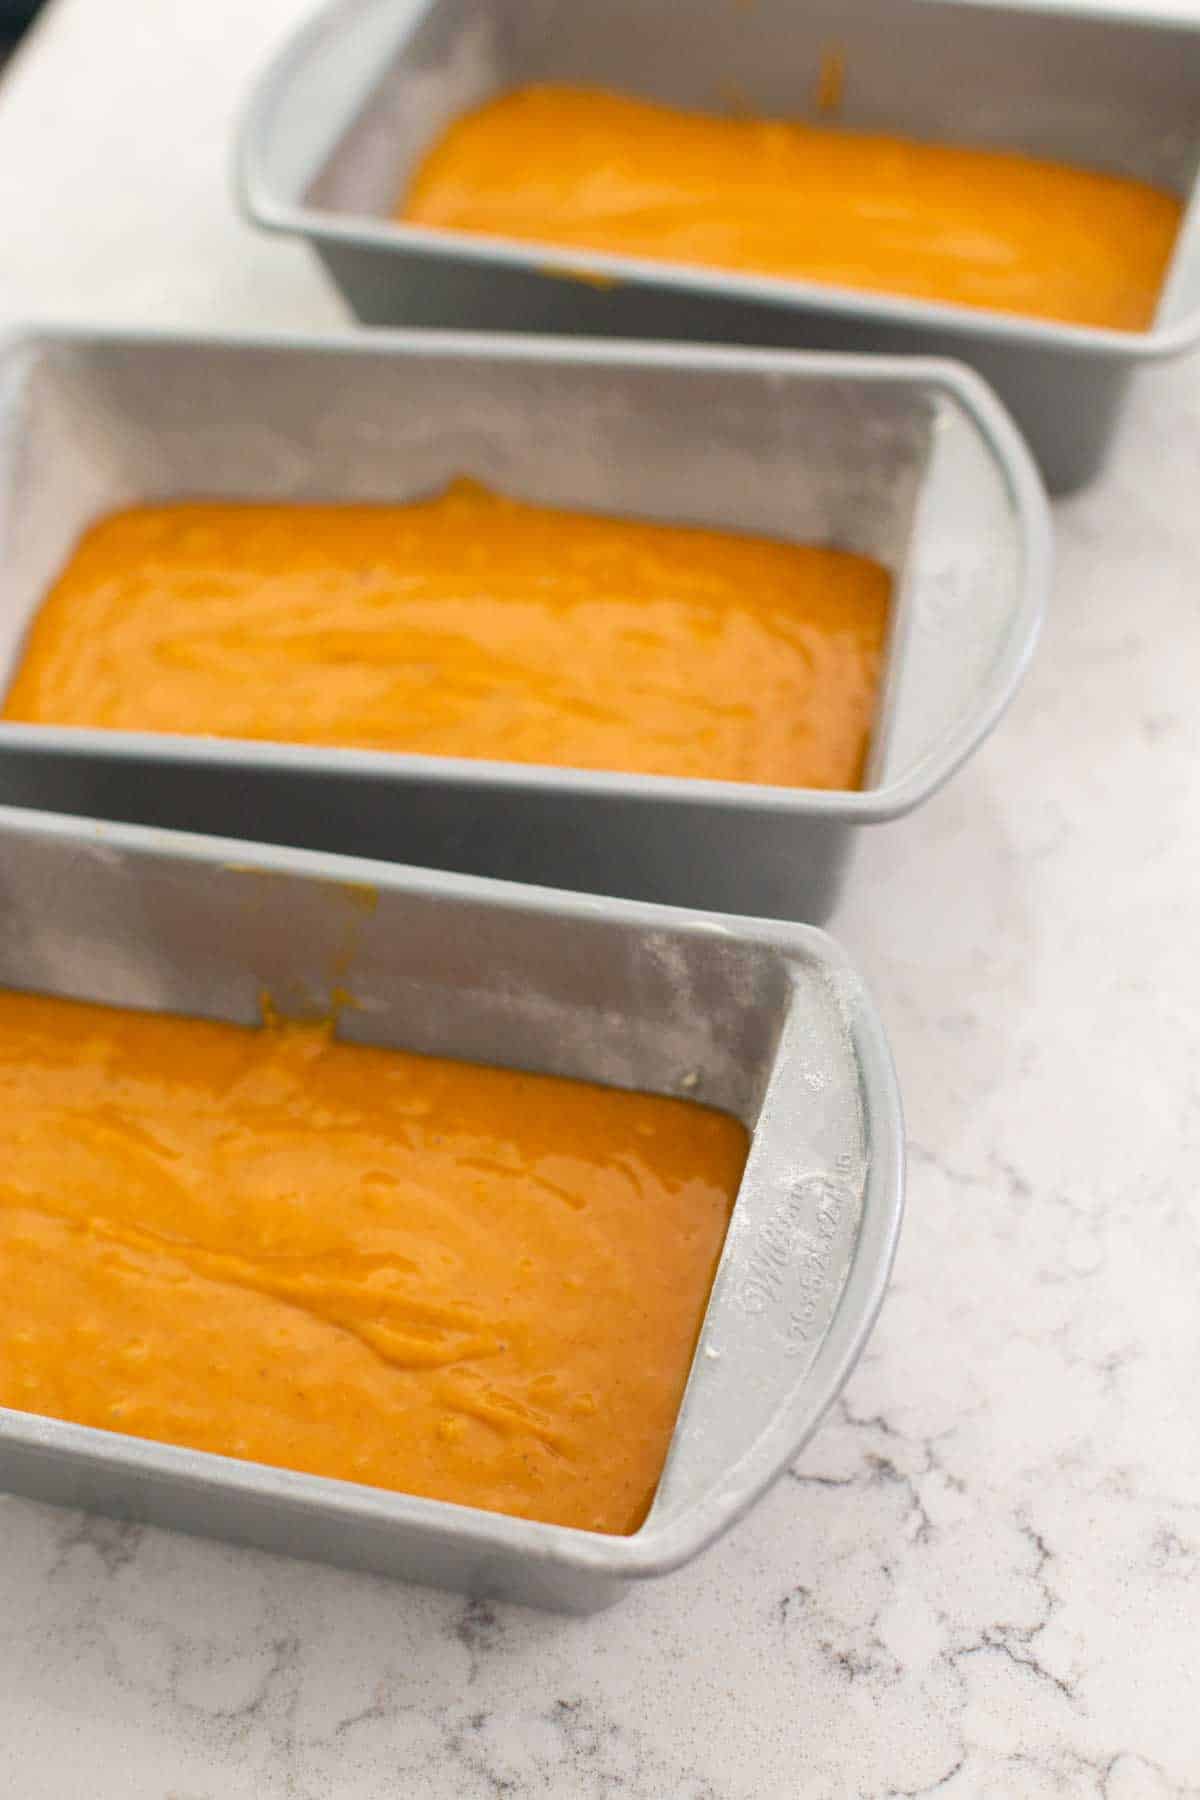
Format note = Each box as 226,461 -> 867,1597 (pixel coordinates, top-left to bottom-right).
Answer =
237,0 -> 1200,492
0,803 -> 903,1613
0,327 -> 1049,924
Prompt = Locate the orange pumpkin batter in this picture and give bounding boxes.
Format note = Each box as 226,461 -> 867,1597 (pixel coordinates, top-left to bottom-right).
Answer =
399,85 -> 1182,331
3,480 -> 890,790
0,989 -> 745,1533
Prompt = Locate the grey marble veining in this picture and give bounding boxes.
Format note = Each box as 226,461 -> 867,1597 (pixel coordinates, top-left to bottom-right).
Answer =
0,1 -> 1199,1794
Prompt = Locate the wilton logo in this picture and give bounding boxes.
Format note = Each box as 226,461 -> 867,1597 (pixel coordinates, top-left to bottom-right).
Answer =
737,1174 -> 854,1351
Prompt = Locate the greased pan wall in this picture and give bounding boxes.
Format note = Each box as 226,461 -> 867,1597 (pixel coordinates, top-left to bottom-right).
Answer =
0,329 -> 1049,924
237,0 -> 1200,492
0,803 -> 903,1612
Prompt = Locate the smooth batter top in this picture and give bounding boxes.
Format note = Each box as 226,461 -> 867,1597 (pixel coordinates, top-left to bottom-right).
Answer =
3,481 -> 890,790
0,990 -> 746,1534
399,85 -> 1182,331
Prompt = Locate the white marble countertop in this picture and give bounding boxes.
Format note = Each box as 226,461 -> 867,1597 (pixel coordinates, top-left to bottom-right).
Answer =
0,2 -> 1199,1794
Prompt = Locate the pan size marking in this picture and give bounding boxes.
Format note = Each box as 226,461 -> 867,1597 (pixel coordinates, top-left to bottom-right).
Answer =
736,1173 -> 856,1352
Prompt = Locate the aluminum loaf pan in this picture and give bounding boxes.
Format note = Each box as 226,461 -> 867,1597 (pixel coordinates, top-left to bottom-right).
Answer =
0,327 -> 1049,924
237,0 -> 1200,492
0,803 -> 903,1612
